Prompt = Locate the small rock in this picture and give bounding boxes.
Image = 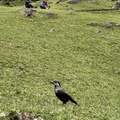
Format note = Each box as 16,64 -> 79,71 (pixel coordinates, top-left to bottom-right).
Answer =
112,1 -> 120,10
112,6 -> 119,10
0,113 -> 6,117
109,22 -> 116,25
34,117 -> 44,120
49,28 -> 54,32
96,29 -> 102,34
116,24 -> 120,27
19,8 -> 39,16
104,23 -> 113,28
92,0 -> 99,5
68,10 -> 74,14
89,22 -> 98,26
116,1 -> 120,6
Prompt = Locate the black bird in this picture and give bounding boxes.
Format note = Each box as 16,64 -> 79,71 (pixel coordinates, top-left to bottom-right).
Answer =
50,81 -> 79,106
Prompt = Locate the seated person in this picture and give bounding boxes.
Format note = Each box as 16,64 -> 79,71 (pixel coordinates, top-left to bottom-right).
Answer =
40,0 -> 50,9
25,0 -> 37,8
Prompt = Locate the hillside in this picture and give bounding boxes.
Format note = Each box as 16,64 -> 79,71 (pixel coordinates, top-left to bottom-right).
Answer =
0,0 -> 120,119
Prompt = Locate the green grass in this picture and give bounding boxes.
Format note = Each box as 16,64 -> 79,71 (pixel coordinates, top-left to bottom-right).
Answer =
0,0 -> 120,119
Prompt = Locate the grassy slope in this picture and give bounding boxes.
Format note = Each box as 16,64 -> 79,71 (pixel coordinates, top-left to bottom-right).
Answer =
0,0 -> 120,119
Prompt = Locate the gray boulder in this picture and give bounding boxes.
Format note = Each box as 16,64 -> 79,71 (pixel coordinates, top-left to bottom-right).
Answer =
112,1 -> 120,10
19,8 -> 39,16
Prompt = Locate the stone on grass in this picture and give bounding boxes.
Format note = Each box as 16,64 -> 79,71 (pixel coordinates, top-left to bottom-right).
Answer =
112,1 -> 120,10
0,112 -> 6,118
49,28 -> 54,32
104,23 -> 113,28
19,8 -> 39,16
96,29 -> 102,34
6,111 -> 44,120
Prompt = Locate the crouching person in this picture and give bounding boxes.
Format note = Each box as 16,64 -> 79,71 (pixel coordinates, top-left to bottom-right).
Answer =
40,0 -> 50,9
25,0 -> 37,8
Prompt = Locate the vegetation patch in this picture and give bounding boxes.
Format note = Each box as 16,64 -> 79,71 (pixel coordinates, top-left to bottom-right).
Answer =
0,0 -> 120,119
87,21 -> 120,28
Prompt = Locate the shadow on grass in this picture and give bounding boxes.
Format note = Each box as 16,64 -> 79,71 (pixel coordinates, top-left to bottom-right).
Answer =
76,8 -> 116,12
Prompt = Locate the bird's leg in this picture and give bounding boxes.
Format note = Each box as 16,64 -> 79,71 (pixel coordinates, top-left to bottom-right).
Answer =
63,102 -> 66,105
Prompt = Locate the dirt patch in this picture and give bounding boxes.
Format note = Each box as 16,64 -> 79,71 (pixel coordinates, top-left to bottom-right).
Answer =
45,12 -> 58,17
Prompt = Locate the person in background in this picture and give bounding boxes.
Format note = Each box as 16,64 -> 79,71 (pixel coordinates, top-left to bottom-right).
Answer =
40,0 -> 50,9
25,0 -> 37,8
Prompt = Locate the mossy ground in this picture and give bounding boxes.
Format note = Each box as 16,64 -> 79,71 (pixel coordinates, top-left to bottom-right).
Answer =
0,0 -> 120,119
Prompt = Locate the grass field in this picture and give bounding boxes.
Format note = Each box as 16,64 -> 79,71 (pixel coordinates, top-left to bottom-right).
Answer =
0,0 -> 120,119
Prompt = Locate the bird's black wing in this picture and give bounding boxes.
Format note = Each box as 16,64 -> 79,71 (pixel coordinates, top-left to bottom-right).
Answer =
56,89 -> 79,105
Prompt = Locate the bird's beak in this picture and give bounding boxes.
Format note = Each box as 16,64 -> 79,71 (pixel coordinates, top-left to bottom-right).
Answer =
50,81 -> 54,84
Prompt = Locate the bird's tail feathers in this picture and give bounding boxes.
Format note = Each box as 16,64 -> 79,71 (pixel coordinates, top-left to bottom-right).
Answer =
70,98 -> 79,106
